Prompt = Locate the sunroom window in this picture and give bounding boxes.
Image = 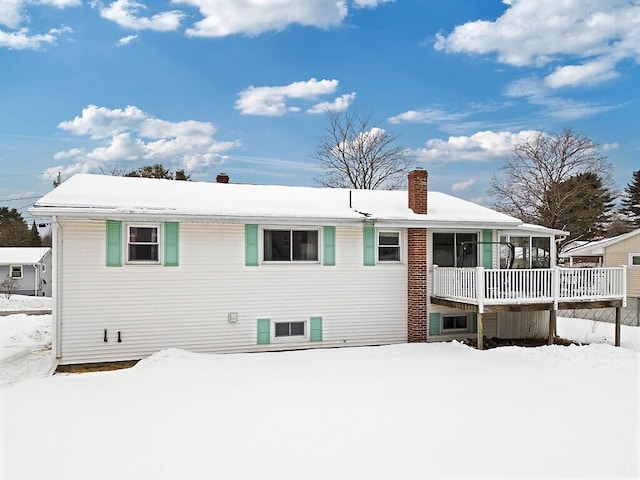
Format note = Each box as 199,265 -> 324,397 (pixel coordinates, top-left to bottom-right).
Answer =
264,229 -> 318,262
128,225 -> 159,262
433,232 -> 477,267
501,235 -> 550,269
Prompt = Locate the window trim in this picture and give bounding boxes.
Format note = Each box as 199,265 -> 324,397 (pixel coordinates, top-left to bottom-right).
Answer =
10,265 -> 23,278
262,227 -> 321,264
630,253 -> 640,267
432,231 -> 480,268
377,230 -> 402,263
126,224 -> 161,265
441,313 -> 470,333
272,320 -> 309,343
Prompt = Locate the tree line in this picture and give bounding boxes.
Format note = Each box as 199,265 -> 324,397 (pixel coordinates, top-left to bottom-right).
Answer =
3,110 -> 639,250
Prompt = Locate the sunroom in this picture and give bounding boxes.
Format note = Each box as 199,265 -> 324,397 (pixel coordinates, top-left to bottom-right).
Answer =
430,226 -> 627,349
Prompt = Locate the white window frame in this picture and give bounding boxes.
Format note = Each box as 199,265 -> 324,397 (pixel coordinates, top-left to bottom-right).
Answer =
442,313 -> 470,333
272,320 -> 308,343
629,253 -> 640,267
377,230 -> 402,263
126,224 -> 161,264
432,231 -> 479,268
262,227 -> 320,263
10,265 -> 23,278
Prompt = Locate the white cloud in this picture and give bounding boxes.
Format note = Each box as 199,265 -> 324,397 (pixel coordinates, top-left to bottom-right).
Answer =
435,0 -> 640,88
410,130 -> 540,163
352,0 -> 394,8
0,0 -> 80,29
54,105 -> 240,173
307,92 -> 356,114
100,0 -> 184,31
236,78 -> 342,116
602,142 -> 619,151
388,108 -> 467,124
505,77 -> 621,120
118,34 -> 138,45
451,179 -> 475,192
175,0 -> 348,37
0,0 -> 78,49
0,26 -> 71,50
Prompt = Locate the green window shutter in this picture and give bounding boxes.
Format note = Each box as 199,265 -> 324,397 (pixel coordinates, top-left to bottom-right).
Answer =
323,226 -> 335,266
310,316 -> 323,342
482,230 -> 493,269
164,222 -> 179,266
429,313 -> 441,336
106,220 -> 122,267
257,318 -> 270,344
363,223 -> 375,266
245,224 -> 259,266
470,313 -> 478,333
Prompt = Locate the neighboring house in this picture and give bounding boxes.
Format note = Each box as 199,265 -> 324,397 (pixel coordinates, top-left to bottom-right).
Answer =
560,230 -> 639,325
0,247 -> 52,297
29,171 -> 627,365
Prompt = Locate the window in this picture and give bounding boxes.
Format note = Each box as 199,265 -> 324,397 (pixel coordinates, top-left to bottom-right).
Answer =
378,231 -> 400,262
630,254 -> 640,267
264,229 -> 318,262
442,314 -> 468,332
433,232 -> 477,267
128,225 -> 159,262
10,265 -> 23,278
501,235 -> 551,269
275,321 -> 305,337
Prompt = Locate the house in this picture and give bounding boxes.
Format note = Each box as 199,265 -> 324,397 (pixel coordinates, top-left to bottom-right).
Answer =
0,247 -> 52,297
29,170 -> 627,365
560,229 -> 639,325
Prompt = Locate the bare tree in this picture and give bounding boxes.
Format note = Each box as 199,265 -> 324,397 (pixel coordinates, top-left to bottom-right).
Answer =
313,108 -> 410,189
490,129 -> 614,248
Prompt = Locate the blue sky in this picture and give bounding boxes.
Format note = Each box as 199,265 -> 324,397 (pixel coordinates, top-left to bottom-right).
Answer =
1,0 -> 638,225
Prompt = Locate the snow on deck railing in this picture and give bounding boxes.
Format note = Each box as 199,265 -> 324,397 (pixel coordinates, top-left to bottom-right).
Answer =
432,266 -> 627,313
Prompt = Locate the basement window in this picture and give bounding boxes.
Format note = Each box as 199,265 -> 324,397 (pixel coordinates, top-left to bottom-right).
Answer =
275,321 -> 305,338
442,314 -> 469,332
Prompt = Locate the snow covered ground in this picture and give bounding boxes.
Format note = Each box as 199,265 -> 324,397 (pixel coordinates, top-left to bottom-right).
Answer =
1,295 -> 638,479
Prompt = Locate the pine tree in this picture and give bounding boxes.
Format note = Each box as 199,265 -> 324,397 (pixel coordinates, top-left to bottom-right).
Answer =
0,207 -> 30,246
30,221 -> 42,246
619,170 -> 640,229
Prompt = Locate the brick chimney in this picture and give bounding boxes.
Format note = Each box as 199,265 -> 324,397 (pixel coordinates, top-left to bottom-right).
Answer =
407,169 -> 428,342
408,168 -> 427,214
216,172 -> 229,184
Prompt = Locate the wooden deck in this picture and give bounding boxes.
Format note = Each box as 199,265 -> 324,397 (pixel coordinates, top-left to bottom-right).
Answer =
431,266 -> 627,349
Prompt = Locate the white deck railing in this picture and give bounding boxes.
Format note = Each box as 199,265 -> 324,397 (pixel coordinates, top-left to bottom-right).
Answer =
432,266 -> 627,313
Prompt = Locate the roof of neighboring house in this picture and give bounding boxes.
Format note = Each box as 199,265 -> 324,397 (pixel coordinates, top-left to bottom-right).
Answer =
30,173 -> 543,230
560,229 -> 640,257
0,247 -> 50,265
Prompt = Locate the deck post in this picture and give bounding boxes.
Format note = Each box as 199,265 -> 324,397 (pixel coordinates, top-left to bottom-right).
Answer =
548,309 -> 556,345
477,312 -> 484,350
615,307 -> 621,347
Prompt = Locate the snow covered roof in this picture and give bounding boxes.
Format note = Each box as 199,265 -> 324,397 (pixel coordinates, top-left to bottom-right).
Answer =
30,173 -> 527,229
0,247 -> 50,265
560,229 -> 640,257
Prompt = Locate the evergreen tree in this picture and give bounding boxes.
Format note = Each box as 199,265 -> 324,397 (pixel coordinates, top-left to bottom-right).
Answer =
30,221 -> 42,246
538,172 -> 614,249
619,170 -> 640,229
0,207 -> 30,246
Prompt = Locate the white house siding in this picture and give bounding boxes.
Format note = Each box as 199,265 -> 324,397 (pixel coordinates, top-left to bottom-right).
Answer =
605,233 -> 640,297
56,219 -> 408,364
